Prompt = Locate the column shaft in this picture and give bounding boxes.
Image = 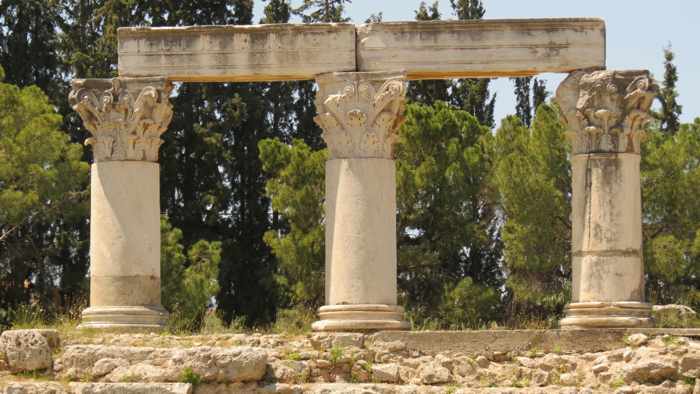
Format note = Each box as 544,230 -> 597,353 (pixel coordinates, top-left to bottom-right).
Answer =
325,159 -> 396,306
82,162 -> 166,328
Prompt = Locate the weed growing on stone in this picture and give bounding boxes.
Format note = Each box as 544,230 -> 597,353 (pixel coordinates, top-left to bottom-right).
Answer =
13,370 -> 52,381
329,346 -> 344,365
512,376 -> 530,388
661,335 -> 681,347
286,351 -> 302,361
610,376 -> 626,389
119,374 -> 140,383
180,367 -> 202,386
682,376 -> 696,386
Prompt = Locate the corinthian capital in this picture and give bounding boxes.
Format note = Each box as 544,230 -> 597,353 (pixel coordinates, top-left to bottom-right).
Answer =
555,70 -> 658,155
315,71 -> 407,159
68,77 -> 173,162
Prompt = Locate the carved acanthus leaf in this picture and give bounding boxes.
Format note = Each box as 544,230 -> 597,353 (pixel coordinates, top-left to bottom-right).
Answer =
555,70 -> 658,155
68,78 -> 173,162
314,72 -> 407,159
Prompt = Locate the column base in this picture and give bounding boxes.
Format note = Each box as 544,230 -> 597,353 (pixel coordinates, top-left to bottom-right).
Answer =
79,305 -> 168,331
312,304 -> 409,332
560,301 -> 653,329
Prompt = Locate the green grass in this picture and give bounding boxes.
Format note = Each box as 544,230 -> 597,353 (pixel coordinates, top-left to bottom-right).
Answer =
329,346 -> 344,364
179,367 -> 202,386
610,376 -> 626,389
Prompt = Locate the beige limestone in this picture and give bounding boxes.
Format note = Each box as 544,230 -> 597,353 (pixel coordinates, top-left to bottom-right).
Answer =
70,77 -> 173,330
69,78 -> 172,163
117,19 -> 605,82
117,24 -> 356,82
81,161 -> 167,329
57,345 -> 267,383
357,18 -> 606,79
555,70 -> 659,329
0,330 -> 52,372
70,383 -> 192,394
312,71 -> 409,332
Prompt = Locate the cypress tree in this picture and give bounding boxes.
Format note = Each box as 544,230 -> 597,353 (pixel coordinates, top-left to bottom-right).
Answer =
657,45 -> 682,134
512,77 -> 533,127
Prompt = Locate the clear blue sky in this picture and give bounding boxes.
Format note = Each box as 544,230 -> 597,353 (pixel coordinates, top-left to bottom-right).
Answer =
253,0 -> 698,126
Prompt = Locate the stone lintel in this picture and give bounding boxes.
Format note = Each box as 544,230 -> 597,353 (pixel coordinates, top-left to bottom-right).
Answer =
118,23 -> 357,81
358,18 -> 606,79
117,18 -> 605,82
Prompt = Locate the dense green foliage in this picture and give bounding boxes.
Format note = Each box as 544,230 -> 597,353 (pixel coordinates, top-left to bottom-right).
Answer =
396,102 -> 502,327
493,107 -> 572,325
0,66 -> 89,324
642,121 -> 700,310
259,139 -> 326,308
161,218 -> 222,332
0,0 -> 697,331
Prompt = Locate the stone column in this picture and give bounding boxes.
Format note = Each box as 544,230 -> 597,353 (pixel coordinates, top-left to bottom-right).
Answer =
69,77 -> 173,330
311,71 -> 410,332
555,70 -> 658,329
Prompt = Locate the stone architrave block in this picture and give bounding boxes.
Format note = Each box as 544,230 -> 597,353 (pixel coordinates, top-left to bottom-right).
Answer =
70,383 -> 192,394
0,330 -> 53,373
118,23 -> 356,82
357,18 -> 606,79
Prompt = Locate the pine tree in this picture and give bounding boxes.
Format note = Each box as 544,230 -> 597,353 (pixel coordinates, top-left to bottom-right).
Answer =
657,45 -> 682,134
642,120 -> 700,311
0,68 -> 89,322
294,0 -> 351,23
396,101 -> 503,328
259,139 -> 327,308
493,106 -> 571,325
450,0 -> 485,19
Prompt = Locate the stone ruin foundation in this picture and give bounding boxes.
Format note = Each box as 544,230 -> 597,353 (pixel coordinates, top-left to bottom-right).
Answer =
1,328 -> 700,393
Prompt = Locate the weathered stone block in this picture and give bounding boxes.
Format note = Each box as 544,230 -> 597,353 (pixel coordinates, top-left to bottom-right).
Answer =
118,24 -> 356,81
70,383 -> 192,394
1,382 -> 69,394
357,19 -> 606,79
0,330 -> 53,373
57,346 -> 267,383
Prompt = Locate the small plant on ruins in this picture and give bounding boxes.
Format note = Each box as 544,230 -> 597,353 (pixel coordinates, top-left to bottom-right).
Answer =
286,351 -> 302,361
552,344 -> 563,354
14,370 -> 52,381
610,376 -> 626,389
683,376 -> 696,386
271,307 -> 315,335
661,335 -> 681,347
445,385 -> 459,394
329,346 -> 344,365
180,367 -> 202,386
119,374 -> 140,383
513,377 -> 530,388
